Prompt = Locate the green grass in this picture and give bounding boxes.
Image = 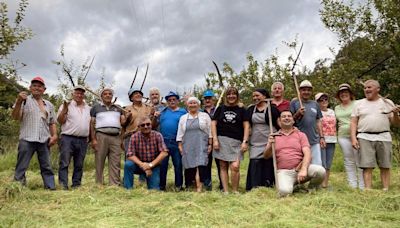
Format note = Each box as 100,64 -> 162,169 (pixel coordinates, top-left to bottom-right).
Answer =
1,143 -> 400,227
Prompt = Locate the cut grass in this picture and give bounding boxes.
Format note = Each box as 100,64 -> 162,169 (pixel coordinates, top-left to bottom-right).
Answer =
1,146 -> 400,227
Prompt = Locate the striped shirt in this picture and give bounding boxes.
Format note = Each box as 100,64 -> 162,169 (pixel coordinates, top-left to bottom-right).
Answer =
18,95 -> 56,143
127,131 -> 168,162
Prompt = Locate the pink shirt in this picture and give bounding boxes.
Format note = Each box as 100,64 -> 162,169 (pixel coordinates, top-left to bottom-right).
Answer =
274,128 -> 310,170
57,100 -> 91,137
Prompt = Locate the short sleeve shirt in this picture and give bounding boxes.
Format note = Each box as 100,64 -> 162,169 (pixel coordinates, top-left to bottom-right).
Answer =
321,109 -> 337,143
90,103 -> 123,134
212,105 -> 249,141
275,129 -> 310,170
159,107 -> 187,140
334,101 -> 355,137
18,95 -> 56,143
290,99 -> 322,145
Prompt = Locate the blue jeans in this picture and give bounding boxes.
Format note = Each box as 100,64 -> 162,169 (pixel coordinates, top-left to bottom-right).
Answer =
58,135 -> 88,188
14,140 -> 55,189
123,160 -> 161,190
124,136 -> 146,182
310,144 -> 322,166
321,143 -> 335,170
160,139 -> 183,190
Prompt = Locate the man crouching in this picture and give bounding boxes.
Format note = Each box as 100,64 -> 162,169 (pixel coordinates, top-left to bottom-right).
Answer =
264,110 -> 325,197
123,116 -> 169,190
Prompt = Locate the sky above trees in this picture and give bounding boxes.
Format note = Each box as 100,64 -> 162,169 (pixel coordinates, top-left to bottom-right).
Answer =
9,0 -> 338,105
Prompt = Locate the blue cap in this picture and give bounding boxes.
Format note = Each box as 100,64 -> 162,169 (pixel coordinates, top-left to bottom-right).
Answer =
165,91 -> 180,100
203,89 -> 215,98
128,88 -> 143,100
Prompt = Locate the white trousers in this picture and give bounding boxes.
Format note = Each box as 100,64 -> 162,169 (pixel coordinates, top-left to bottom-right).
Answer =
338,137 -> 364,189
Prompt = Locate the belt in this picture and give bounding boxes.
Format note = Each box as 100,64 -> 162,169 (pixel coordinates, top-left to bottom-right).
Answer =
62,134 -> 88,139
358,131 -> 389,134
96,131 -> 120,136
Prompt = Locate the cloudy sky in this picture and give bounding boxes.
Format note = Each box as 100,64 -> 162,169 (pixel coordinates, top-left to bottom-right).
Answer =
9,0 -> 339,105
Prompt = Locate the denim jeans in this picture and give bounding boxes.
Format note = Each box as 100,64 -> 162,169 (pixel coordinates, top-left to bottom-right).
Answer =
160,139 -> 183,190
124,136 -> 146,182
310,143 -> 322,166
58,135 -> 88,188
123,160 -> 160,190
321,143 -> 335,170
14,140 -> 55,189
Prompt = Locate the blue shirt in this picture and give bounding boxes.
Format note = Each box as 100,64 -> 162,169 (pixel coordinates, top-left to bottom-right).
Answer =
160,107 -> 187,140
290,99 -> 322,145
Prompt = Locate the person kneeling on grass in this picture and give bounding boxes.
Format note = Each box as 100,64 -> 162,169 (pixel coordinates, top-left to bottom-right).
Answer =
123,116 -> 169,190
264,110 -> 325,197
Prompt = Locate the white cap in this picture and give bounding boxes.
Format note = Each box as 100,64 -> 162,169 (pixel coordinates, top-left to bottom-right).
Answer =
299,80 -> 313,88
315,92 -> 328,101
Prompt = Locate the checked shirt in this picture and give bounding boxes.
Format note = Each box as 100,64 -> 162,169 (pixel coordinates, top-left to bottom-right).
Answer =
127,130 -> 168,162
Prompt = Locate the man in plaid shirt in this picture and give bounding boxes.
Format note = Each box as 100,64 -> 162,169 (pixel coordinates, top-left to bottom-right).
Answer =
123,116 -> 169,190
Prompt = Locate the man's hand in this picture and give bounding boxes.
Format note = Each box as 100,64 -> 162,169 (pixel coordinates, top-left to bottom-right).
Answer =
17,91 -> 28,103
48,135 -> 58,147
91,139 -> 98,152
154,111 -> 161,118
295,107 -> 305,118
62,100 -> 69,114
297,168 -> 307,183
351,137 -> 360,150
145,169 -> 152,177
140,162 -> 151,171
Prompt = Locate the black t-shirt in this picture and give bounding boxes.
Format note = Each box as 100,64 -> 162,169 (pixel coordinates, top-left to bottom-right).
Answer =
212,105 -> 249,141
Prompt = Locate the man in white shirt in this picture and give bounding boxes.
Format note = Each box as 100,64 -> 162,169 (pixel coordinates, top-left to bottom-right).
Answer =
57,85 -> 91,189
351,79 -> 400,190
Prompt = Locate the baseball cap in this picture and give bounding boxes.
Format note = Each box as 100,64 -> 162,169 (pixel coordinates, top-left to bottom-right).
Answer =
31,76 -> 45,86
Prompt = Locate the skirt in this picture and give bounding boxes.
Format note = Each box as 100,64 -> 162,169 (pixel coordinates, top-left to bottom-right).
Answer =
213,136 -> 243,162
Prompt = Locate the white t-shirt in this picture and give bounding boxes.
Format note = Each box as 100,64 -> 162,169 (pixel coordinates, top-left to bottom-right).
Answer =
351,98 -> 394,142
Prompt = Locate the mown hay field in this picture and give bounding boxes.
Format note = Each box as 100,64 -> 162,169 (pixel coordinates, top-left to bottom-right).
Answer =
1,143 -> 400,228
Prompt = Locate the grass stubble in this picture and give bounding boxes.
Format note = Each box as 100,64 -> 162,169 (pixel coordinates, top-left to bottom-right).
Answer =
0,148 -> 400,227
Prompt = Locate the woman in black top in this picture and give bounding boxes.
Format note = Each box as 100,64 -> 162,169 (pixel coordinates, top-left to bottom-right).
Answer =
211,87 -> 250,193
245,88 -> 280,191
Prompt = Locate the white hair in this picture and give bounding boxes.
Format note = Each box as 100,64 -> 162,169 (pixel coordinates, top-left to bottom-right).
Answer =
364,79 -> 380,88
187,96 -> 200,105
149,87 -> 160,95
271,82 -> 285,91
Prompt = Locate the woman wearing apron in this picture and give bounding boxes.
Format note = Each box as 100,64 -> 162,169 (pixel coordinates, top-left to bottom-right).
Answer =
176,97 -> 212,192
246,89 -> 280,191
212,87 -> 250,193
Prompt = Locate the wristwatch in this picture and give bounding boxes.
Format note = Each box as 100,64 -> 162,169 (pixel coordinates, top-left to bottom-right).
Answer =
149,162 -> 153,168
243,140 -> 248,144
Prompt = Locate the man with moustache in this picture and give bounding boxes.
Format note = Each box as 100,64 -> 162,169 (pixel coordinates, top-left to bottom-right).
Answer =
57,85 -> 91,189
159,91 -> 187,190
351,79 -> 400,191
11,76 -> 57,190
290,80 -> 325,166
90,88 -> 127,185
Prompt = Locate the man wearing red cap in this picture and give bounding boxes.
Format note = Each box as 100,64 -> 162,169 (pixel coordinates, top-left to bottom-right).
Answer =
11,76 -> 57,190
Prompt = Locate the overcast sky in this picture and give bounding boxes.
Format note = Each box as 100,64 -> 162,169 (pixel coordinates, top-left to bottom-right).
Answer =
9,0 -> 339,105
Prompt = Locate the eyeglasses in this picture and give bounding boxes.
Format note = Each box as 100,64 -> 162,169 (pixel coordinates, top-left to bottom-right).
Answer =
139,123 -> 151,127
318,98 -> 328,102
167,98 -> 177,102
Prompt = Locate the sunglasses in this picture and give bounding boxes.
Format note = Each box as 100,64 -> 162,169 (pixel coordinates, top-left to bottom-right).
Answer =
139,123 -> 151,127
318,98 -> 328,102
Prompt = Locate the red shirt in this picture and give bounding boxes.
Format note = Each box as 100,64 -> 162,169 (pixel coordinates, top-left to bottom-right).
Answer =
274,128 -> 310,169
127,131 -> 169,162
274,99 -> 290,112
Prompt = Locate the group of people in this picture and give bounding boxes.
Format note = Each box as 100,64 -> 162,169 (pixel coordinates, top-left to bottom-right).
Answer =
11,76 -> 400,196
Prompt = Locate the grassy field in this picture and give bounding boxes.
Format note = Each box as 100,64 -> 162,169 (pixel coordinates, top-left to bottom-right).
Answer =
1,142 -> 400,228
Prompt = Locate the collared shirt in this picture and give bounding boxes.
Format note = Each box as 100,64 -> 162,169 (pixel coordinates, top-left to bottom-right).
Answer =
17,95 -> 56,143
273,99 -> 290,112
274,128 -> 310,170
127,130 -> 169,162
90,102 -> 123,134
122,103 -> 153,138
57,100 -> 91,137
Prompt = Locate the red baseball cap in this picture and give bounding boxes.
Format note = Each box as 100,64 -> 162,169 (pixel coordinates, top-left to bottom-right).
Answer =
31,76 -> 45,86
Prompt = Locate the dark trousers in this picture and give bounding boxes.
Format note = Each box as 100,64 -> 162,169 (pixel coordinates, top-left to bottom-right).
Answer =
160,139 -> 183,190
14,140 -> 55,189
58,135 -> 88,188
245,158 -> 275,191
185,166 -> 207,186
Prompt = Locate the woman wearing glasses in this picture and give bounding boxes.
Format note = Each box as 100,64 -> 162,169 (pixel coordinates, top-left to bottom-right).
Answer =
176,97 -> 212,192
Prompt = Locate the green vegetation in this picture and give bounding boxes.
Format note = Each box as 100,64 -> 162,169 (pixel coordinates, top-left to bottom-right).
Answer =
0,143 -> 400,227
